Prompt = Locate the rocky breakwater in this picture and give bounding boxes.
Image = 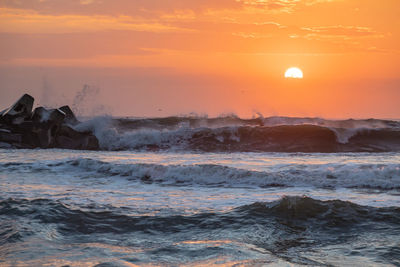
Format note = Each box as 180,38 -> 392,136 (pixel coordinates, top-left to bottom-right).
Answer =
0,94 -> 99,150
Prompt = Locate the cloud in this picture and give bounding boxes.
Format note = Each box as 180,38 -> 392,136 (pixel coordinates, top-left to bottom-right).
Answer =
302,26 -> 381,37
236,0 -> 337,13
0,0 -> 339,16
300,26 -> 385,41
0,0 -> 394,65
228,23 -> 383,41
0,8 -> 192,34
0,0 -> 242,16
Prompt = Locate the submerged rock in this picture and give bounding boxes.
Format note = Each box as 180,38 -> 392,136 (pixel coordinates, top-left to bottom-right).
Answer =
0,94 -> 99,150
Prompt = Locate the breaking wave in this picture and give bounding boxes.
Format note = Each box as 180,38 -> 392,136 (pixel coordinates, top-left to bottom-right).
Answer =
74,115 -> 400,152
2,158 -> 399,190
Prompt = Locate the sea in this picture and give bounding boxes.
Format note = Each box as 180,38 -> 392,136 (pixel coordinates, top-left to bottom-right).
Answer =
1,115 -> 399,266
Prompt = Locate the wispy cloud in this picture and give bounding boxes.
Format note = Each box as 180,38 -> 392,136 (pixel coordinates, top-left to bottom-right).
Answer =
0,0 -> 395,66
0,0 -> 339,16
237,0 -> 337,13
0,8 -> 192,34
301,26 -> 383,38
229,24 -> 383,40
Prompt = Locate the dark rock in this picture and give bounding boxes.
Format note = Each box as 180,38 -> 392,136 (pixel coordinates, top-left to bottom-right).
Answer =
0,94 -> 34,124
0,129 -> 22,143
55,125 -> 99,150
0,94 -> 99,150
32,107 -> 66,125
59,105 -> 80,125
31,107 -> 66,148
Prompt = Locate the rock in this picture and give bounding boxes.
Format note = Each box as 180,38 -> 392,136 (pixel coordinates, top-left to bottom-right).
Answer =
17,122 -> 40,148
0,94 -> 34,125
31,107 -> 66,148
55,125 -> 99,150
0,129 -> 22,144
59,105 -> 79,125
0,94 -> 99,150
32,107 -> 66,124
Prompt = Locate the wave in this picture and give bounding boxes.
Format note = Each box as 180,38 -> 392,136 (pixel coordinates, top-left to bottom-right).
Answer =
111,115 -> 400,130
1,196 -> 399,235
2,158 -> 399,190
73,116 -> 400,152
2,196 -> 399,266
240,195 -> 400,223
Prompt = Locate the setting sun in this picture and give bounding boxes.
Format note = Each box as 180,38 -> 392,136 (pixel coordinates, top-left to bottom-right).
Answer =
285,67 -> 303,79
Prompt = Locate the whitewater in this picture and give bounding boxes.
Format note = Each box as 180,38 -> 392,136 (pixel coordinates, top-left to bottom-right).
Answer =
1,116 -> 400,266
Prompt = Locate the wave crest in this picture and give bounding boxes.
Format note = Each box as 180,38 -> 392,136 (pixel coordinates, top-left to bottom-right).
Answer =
74,116 -> 400,152
2,158 -> 399,190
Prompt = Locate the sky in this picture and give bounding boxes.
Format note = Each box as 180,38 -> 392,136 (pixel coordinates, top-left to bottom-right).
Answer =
0,0 -> 399,118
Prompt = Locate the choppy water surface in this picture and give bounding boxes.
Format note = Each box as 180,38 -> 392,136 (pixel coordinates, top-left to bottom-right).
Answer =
1,149 -> 400,266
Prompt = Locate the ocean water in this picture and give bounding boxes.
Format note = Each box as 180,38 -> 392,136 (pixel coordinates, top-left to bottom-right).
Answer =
1,116 -> 400,266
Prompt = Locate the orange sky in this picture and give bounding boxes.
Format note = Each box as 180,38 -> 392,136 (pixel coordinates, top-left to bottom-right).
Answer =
0,0 -> 399,118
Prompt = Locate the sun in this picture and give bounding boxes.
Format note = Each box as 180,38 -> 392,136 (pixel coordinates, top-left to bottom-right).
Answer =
285,67 -> 303,79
